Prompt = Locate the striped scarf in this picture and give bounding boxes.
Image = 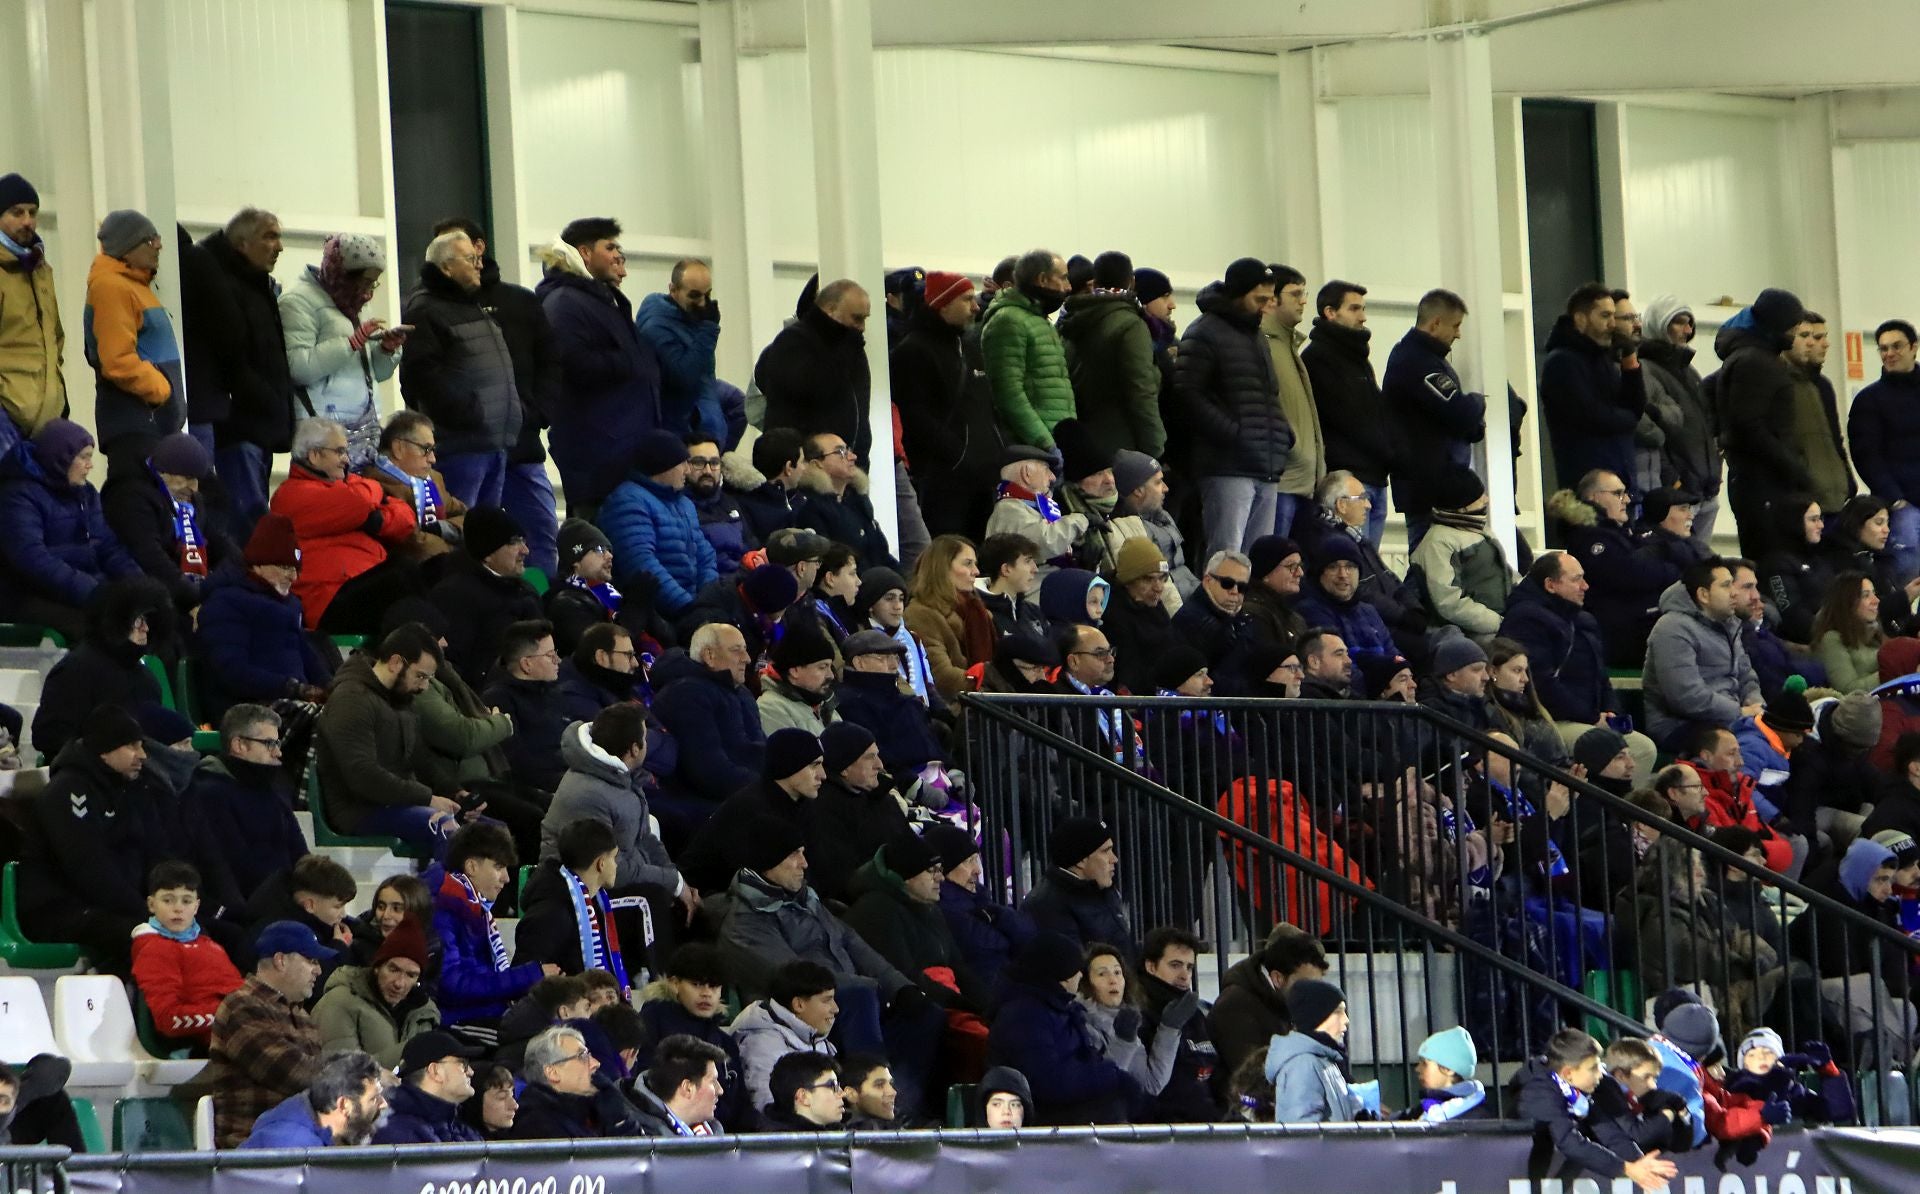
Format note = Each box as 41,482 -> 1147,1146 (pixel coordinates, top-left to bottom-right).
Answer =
562,867 -> 630,995
443,871 -> 509,972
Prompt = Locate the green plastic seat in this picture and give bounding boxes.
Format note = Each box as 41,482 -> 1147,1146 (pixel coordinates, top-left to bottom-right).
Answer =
131,987 -> 193,1061
141,654 -> 177,712
518,865 -> 533,902
174,658 -> 204,727
114,1096 -> 194,1152
945,1083 -> 977,1128
305,766 -> 426,858
0,623 -> 66,648
330,633 -> 368,652
191,729 -> 222,754
0,861 -> 82,968
72,1096 -> 105,1152
1583,968 -> 1644,1040
524,566 -> 549,596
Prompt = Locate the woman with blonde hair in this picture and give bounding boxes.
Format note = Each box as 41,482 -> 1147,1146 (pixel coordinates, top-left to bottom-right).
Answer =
904,534 -> 996,697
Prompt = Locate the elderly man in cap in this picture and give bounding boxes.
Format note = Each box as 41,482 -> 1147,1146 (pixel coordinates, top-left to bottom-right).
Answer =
836,629 -> 947,782
810,722 -> 912,905
1641,487 -> 1709,567
1295,535 -> 1397,662
100,430 -> 235,611
1105,538 -> 1180,694
987,442 -> 1087,573
426,505 -> 543,682
1176,257 -> 1290,558
206,919 -> 336,1147
1051,417 -> 1122,572
893,269 -> 999,538
1408,464 -> 1514,640
85,209 -> 185,470
1105,449 -> 1197,608
0,172 -> 65,438
371,1030 -> 486,1143
1020,816 -> 1131,959
679,727 -> 826,895
598,428 -> 717,619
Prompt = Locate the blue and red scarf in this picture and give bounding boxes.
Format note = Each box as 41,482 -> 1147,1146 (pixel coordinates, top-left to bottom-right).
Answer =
561,867 -> 630,995
565,573 -> 624,616
151,463 -> 207,576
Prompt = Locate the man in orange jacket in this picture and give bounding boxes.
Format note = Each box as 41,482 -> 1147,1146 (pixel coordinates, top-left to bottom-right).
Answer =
83,209 -> 184,471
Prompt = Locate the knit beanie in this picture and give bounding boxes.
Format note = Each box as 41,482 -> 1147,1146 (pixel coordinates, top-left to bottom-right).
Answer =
82,705 -> 144,755
1417,1026 -> 1478,1081
1013,932 -> 1085,986
136,705 -> 194,746
882,832 -> 940,879
1248,536 -> 1300,583
1432,464 -> 1486,511
1112,450 -> 1162,500
1828,693 -> 1883,752
997,631 -> 1060,670
635,429 -> 692,477
1651,985 -> 1701,1027
1752,287 -> 1806,338
1133,268 -> 1172,305
557,519 -> 612,571
742,563 -> 801,613
923,271 -> 974,312
922,823 -> 979,873
1051,418 -> 1112,483
1220,257 -> 1276,299
332,233 -> 385,274
763,727 -> 824,782
1871,828 -> 1920,870
819,722 -> 876,775
149,432 -> 212,479
1432,635 -> 1487,679
98,209 -> 159,258
740,814 -> 809,876
1355,653 -> 1412,700
0,174 -> 39,213
851,567 -> 908,624
1764,690 -> 1815,733
770,624 -> 836,673
1114,537 -> 1168,586
244,513 -> 301,568
1285,979 -> 1347,1037
372,918 -> 430,968
1660,1002 -> 1723,1064
33,418 -> 94,476
1048,816 -> 1112,870
1640,488 -> 1699,527
463,506 -> 524,560
1736,1027 -> 1785,1071
1572,726 -> 1629,775
1152,644 -> 1209,693
1311,533 -> 1363,573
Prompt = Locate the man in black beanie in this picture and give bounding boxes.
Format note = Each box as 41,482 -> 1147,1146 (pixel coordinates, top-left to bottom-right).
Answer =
1018,815 -> 1132,959
809,722 -> 912,904
1715,287 -> 1812,559
426,505 -> 542,681
758,622 -> 839,736
677,728 -> 825,895
1408,463 -> 1514,639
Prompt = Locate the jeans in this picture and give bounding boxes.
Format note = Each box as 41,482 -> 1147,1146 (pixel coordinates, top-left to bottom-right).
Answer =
354,804 -> 455,859
503,461 -> 559,575
438,450 -> 509,510
1404,511 -> 1432,554
215,442 -> 271,540
1688,494 -> 1722,558
1363,483 -> 1389,548
1891,502 -> 1920,584
1272,491 -> 1304,540
1199,475 -> 1279,560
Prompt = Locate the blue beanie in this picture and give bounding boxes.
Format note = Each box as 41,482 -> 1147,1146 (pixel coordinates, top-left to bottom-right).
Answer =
1839,836 -> 1897,903
1417,1026 -> 1478,1082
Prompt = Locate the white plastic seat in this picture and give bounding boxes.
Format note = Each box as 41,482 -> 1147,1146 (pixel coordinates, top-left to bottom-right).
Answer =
50,975 -> 138,1086
0,667 -> 43,704
0,975 -> 59,1061
193,1095 -> 215,1151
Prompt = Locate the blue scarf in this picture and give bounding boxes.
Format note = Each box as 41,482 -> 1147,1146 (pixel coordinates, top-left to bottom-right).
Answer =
374,457 -> 446,527
561,868 -> 630,995
145,917 -> 201,943
812,596 -> 849,637
0,227 -> 43,272
1067,674 -> 1143,768
996,481 -> 1062,523
1490,778 -> 1567,878
446,871 -> 509,972
150,463 -> 207,576
1156,690 -> 1233,735
565,573 -> 623,616
1552,1072 -> 1590,1119
875,620 -> 933,706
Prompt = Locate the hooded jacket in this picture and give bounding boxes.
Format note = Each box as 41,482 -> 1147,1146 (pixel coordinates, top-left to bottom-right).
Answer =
1060,290 -> 1164,456
1382,327 -> 1484,518
1715,318 -> 1817,502
398,263 -> 522,456
1408,517 -> 1513,636
718,868 -> 913,1003
1637,335 -> 1719,497
633,290 -> 719,436
1497,573 -> 1615,724
0,438 -> 141,610
757,288 -> 875,461
0,230 -> 65,434
1642,580 -> 1761,746
1539,314 -> 1648,493
314,653 -> 435,832
981,286 -> 1074,450
310,962 -> 441,1069
541,720 -> 682,894
597,473 -> 717,615
1548,487 -> 1680,665
1266,1030 -> 1358,1123
84,252 -> 186,451
728,997 -> 836,1113
1173,285 -> 1291,480
1302,317 -> 1395,486
268,460 -> 417,628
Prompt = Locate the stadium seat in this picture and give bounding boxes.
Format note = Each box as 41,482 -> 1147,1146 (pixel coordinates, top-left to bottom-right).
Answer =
524,566 -> 549,596
1584,969 -> 1643,1042
114,1096 -> 194,1152
193,1095 -> 215,1151
306,763 -> 426,858
131,986 -> 194,1062
945,1083 -> 976,1128
518,865 -> 533,902
174,658 -> 204,727
51,975 -> 140,1086
0,861 -> 84,969
0,975 -> 59,1061
329,633 -> 368,652
0,623 -> 67,649
141,654 -> 177,712
72,1097 -> 105,1152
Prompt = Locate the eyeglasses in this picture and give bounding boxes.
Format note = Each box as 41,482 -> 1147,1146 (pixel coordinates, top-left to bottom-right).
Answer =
557,1049 -> 593,1065
1071,646 -> 1115,660
1597,487 -> 1628,499
609,648 -> 639,661
1277,662 -> 1305,674
815,445 -> 852,460
687,456 -> 723,470
238,735 -> 283,751
399,438 -> 438,456
802,1079 -> 843,1092
523,650 -> 560,663
316,445 -> 349,458
1208,574 -> 1246,590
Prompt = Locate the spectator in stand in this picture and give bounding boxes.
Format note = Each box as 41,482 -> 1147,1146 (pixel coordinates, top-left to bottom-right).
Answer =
85,210 -> 185,472
892,269 -> 998,539
369,1030 -> 486,1145
729,959 -> 840,1114
1820,496 -> 1920,638
1715,288 -> 1810,559
809,724 -> 910,906
1864,732 -> 1920,843
732,428 -> 806,544
923,823 -> 1033,1005
1541,284 -> 1648,499
552,623 -> 646,726
1208,928 -> 1329,1078
508,1025 -> 645,1139
838,1054 -> 903,1130
399,604 -> 517,822
205,920 -> 332,1148
194,211 -> 291,535
1058,250 -> 1163,458
428,822 -> 557,1042
683,434 -> 752,578
1260,263 -> 1321,539
679,728 -> 824,896
1642,560 -> 1762,751
1303,280 -> 1392,546
131,861 -> 245,1049
1075,942 -> 1174,1103
1135,927 -> 1223,1122
515,819 -> 636,986
483,619 -> 570,789
0,174 -> 64,438
1173,549 -> 1262,693
634,258 -> 722,441
758,277 -> 875,461
971,1066 -> 1032,1130
545,520 -> 671,658
1383,289 -> 1484,549
0,1056 -> 85,1151
761,1054 -> 847,1131
195,513 -> 331,718
1309,471 -> 1429,662
360,411 -> 468,562
844,833 -> 990,1015
634,945 -> 752,1130
349,875 -> 436,970
243,854 -> 357,968
1176,257 -> 1287,557
1021,816 -> 1131,957
1409,464 -> 1513,639
597,429 -> 715,620
1732,689 -> 1812,825
241,1049 -> 389,1150
1796,838 -> 1916,1089
312,919 -> 439,1068
989,932 -> 1143,1126
1780,693 -> 1883,850
1640,489 -> 1709,569
758,624 -> 838,736
282,234 -> 404,471
1636,296 -> 1720,555
270,416 -> 420,631
1811,572 -> 1885,694
1423,637 -> 1495,733
677,542 -> 810,663
195,705 -> 308,900
628,1035 -> 729,1137
1757,494 -> 1831,646
32,576 -> 168,759
426,506 -> 542,683
1784,314 -> 1854,516
1550,470 -> 1680,665
851,566 -> 941,710
100,431 -> 231,612
982,249 -> 1074,450
536,218 -> 660,514
836,630 -> 946,779
1678,726 -> 1804,879
1732,557 -> 1824,703
987,444 -> 1086,573
313,623 -> 459,852
0,418 -> 139,640
903,534 -> 995,700
1232,536 -> 1303,655
1295,535 -> 1396,662
651,623 -> 764,811
399,231 -> 522,508
1850,318 -> 1920,579
793,431 -> 896,570
1518,1030 -> 1678,1191
1105,539 -> 1179,696
1051,418 -> 1122,572
976,533 -> 1046,638
1104,450 -> 1198,609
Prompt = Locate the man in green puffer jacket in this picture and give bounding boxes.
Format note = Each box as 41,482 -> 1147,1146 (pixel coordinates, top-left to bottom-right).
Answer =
1059,251 -> 1164,458
982,249 -> 1075,450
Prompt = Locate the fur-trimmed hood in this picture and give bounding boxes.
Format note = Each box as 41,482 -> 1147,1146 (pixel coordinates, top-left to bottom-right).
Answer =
1546,487 -> 1601,528
724,424 -> 767,490
533,238 -> 590,279
796,463 -> 870,497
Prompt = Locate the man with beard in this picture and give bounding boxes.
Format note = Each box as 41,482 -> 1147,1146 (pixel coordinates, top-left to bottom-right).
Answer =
1303,281 -> 1393,546
1104,450 -> 1199,609
241,1049 -> 388,1148
208,921 -> 334,1146
1261,264 -> 1322,540
1540,283 -> 1646,502
1294,535 -> 1396,663
683,435 -> 753,578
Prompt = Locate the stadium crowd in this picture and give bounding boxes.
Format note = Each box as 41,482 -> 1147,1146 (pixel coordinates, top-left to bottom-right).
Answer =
1,177 -> 1918,1180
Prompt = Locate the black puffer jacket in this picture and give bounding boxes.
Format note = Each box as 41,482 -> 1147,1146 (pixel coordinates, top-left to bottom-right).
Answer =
400,265 -> 524,456
201,229 -> 296,453
1715,322 -> 1809,497
1172,284 -> 1290,481
1302,317 -> 1396,487
756,282 -> 874,463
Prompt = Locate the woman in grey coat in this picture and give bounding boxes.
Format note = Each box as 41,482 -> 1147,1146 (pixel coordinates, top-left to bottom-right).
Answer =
1075,942 -> 1179,1094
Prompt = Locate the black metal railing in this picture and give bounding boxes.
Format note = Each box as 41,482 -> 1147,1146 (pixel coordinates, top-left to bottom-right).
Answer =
960,693 -> 1920,1123
0,1146 -> 67,1194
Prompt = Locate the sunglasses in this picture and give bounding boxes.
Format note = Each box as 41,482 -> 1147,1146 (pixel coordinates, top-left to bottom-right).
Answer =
1208,574 -> 1245,591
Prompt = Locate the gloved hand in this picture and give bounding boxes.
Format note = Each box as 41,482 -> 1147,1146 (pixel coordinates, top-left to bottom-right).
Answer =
1161,988 -> 1201,1031
890,984 -> 932,1015
348,319 -> 383,351
1113,1006 -> 1142,1042
1798,1041 -> 1832,1069
1761,1098 -> 1792,1126
702,298 -> 721,324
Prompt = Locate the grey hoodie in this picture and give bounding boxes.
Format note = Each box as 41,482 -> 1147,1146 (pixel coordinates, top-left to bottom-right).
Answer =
539,720 -> 682,895
1264,1031 -> 1357,1124
728,997 -> 836,1113
1642,580 -> 1760,744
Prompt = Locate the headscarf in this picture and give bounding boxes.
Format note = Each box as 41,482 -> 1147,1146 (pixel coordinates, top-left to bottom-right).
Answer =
316,233 -> 381,320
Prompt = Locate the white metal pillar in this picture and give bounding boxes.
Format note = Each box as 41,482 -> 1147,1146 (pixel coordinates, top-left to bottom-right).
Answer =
700,0 -> 771,390
803,0 -> 896,545
1427,30 -> 1515,562
480,4 -> 531,287
89,0 -> 183,338
349,0 -> 402,330
26,0 -> 99,420
1273,48 -> 1337,281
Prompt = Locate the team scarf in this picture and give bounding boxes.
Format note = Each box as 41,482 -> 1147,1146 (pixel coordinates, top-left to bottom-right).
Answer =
441,870 -> 510,972
0,226 -> 43,273
1552,1071 -> 1591,1119
996,481 -> 1063,523
1437,803 -> 1491,889
561,867 -> 630,995
153,463 -> 208,576
1155,689 -> 1233,735
1066,673 -> 1145,769
811,595 -> 850,637
1489,777 -> 1568,879
374,457 -> 446,527
145,916 -> 201,943
565,572 -> 624,616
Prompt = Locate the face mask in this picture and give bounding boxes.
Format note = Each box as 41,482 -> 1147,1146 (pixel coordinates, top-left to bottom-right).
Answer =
1020,283 -> 1066,316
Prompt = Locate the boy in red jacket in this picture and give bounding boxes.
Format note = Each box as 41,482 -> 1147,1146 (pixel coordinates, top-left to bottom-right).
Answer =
130,860 -> 244,1049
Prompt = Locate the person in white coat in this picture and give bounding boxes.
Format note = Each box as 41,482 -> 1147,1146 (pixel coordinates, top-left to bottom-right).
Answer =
279,234 -> 406,468
727,960 -> 840,1112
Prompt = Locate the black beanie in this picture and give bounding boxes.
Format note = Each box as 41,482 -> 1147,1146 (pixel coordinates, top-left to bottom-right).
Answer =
1052,418 -> 1113,483
882,832 -> 940,879
1152,644 -> 1209,693
1431,464 -> 1486,512
923,823 -> 979,872
738,814 -> 808,877
1752,287 -> 1805,338
770,625 -> 835,673
82,705 -> 144,755
463,506 -> 524,560
1286,978 -> 1346,1036
557,518 -> 612,571
1048,816 -> 1112,870
820,721 -> 876,774
763,727 -> 824,782
1013,931 -> 1085,987
1220,257 -> 1275,299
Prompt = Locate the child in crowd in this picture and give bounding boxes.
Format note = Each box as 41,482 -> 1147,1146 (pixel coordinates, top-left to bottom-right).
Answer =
129,860 -> 245,1049
1517,1029 -> 1678,1191
1589,1037 -> 1693,1154
1400,1026 -> 1492,1122
1723,1028 -> 1855,1126
1648,992 -> 1772,1163
1265,979 -> 1375,1123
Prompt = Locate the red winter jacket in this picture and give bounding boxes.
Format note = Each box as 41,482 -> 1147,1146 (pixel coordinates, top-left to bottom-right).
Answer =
268,461 -> 417,627
1703,1067 -> 1770,1146
1684,760 -> 1794,874
130,924 -> 245,1044
1217,777 -> 1369,935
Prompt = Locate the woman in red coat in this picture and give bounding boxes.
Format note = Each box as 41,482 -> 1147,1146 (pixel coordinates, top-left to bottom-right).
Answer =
268,417 -> 418,630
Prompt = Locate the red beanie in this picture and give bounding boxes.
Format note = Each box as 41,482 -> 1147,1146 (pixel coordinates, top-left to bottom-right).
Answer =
924,271 -> 975,311
372,918 -> 429,968
244,513 -> 301,568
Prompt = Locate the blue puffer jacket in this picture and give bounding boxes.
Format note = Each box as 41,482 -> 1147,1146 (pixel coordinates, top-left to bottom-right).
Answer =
425,862 -> 546,1025
1294,580 -> 1397,660
0,439 -> 140,607
1497,574 -> 1614,724
634,292 -> 720,439
194,564 -> 331,714
649,653 -> 764,802
596,475 -> 717,615
986,980 -> 1140,1125
239,1095 -> 331,1149
536,267 -> 661,507
690,486 -> 752,577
